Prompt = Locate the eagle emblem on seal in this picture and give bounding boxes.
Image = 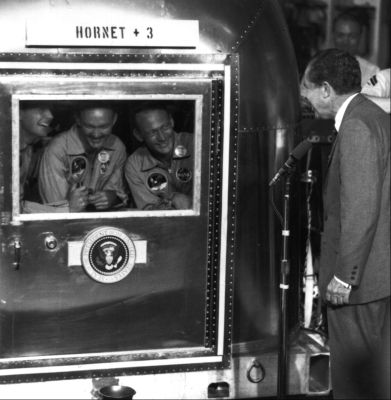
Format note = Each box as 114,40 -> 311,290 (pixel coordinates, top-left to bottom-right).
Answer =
95,241 -> 123,271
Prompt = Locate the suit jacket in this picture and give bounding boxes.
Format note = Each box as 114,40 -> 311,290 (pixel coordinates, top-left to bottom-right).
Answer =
319,94 -> 390,304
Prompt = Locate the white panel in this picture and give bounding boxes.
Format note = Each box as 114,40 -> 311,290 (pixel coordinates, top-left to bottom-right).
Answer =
67,240 -> 147,266
26,18 -> 199,48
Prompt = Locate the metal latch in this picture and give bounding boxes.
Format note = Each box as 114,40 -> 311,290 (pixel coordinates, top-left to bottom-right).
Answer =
12,239 -> 21,270
246,359 -> 266,383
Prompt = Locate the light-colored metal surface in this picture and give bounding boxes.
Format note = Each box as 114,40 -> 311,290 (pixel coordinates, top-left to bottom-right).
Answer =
0,53 -> 235,380
0,0 -> 309,396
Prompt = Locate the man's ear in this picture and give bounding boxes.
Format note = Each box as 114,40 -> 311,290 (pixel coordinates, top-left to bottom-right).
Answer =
133,128 -> 143,142
321,81 -> 333,98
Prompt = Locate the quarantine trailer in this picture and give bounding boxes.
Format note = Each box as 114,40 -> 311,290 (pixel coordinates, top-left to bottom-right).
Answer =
0,0 -> 329,398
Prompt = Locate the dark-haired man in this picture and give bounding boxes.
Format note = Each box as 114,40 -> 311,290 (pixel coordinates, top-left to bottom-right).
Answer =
332,10 -> 379,87
39,103 -> 127,212
125,104 -> 193,210
19,103 -> 54,210
301,49 -> 390,399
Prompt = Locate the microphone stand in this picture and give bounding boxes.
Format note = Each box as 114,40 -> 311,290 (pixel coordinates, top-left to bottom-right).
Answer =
277,171 -> 293,399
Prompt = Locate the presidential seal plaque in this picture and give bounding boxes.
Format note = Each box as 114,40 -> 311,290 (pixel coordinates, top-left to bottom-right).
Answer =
81,227 -> 136,283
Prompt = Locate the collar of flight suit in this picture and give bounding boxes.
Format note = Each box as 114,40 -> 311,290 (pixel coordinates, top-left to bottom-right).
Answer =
20,133 -> 33,153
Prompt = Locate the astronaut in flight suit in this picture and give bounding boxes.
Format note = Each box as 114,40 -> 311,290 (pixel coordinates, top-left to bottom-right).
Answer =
125,103 -> 193,210
39,103 -> 127,212
19,101 -> 61,215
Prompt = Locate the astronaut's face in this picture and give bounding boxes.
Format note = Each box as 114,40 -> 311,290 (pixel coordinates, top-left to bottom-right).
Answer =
135,110 -> 175,160
77,108 -> 117,150
20,106 -> 53,142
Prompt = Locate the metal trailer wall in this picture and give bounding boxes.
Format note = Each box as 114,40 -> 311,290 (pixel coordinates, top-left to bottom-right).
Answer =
0,0 -> 311,398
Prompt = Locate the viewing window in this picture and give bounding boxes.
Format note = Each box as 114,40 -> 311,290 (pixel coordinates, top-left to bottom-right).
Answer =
14,96 -> 203,220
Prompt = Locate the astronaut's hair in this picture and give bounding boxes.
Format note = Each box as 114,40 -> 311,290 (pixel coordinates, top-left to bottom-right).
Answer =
132,101 -> 171,121
75,101 -> 117,116
20,100 -> 52,110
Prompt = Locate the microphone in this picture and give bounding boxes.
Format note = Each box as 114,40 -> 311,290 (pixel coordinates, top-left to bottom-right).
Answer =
269,139 -> 313,186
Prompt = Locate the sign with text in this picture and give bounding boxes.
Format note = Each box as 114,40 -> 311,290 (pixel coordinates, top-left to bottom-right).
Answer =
26,17 -> 199,48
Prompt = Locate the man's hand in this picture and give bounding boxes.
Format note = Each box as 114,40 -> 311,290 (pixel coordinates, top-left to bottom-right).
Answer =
326,276 -> 352,306
68,185 -> 88,212
143,193 -> 192,210
171,193 -> 191,209
88,190 -> 118,210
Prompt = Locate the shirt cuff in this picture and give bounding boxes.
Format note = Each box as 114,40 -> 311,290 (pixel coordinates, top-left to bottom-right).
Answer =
334,275 -> 352,289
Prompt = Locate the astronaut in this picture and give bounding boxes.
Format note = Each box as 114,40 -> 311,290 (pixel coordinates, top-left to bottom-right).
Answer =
125,103 -> 193,210
20,102 -> 53,203
39,102 -> 128,212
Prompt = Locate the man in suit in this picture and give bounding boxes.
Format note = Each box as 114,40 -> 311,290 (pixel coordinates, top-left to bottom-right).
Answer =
301,48 -> 390,398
